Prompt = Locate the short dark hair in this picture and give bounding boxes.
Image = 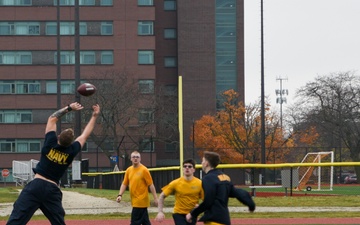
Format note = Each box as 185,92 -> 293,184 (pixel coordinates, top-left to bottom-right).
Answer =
203,151 -> 220,168
59,128 -> 75,147
183,158 -> 196,168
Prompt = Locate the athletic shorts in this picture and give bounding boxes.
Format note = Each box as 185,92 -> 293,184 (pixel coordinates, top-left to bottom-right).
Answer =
131,207 -> 151,225
172,213 -> 196,225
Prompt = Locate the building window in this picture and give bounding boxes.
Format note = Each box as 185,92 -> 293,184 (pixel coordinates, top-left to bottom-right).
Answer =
0,81 -> 40,94
101,22 -> 113,35
138,80 -> 154,94
80,0 -> 95,5
101,51 -> 113,64
164,0 -> 176,11
16,82 -> 40,94
0,51 -> 32,65
138,0 -> 153,6
138,50 -> 154,65
165,85 -> 177,96
54,51 -> 96,65
215,0 -> 237,110
55,51 -> 74,64
46,22 -> 87,35
165,142 -> 177,152
138,109 -> 154,123
46,81 -> 75,94
0,139 -> 40,153
164,57 -> 177,67
62,113 -> 74,123
0,142 -> 12,152
138,21 -> 154,35
140,138 -> 154,152
54,0 -> 95,5
0,22 -> 40,35
100,0 -> 113,5
164,28 -> 176,39
54,0 -> 72,5
81,51 -> 95,64
0,110 -> 32,123
0,83 -> 12,94
0,0 -> 31,6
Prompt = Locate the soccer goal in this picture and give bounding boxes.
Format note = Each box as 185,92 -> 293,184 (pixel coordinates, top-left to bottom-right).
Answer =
297,151 -> 334,191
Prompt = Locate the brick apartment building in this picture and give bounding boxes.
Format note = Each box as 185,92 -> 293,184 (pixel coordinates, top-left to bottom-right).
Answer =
0,0 -> 244,182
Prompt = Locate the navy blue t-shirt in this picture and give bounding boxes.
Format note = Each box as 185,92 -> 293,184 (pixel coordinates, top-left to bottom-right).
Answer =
33,131 -> 81,184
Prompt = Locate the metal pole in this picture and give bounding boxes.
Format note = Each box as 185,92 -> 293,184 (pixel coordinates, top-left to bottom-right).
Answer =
74,0 -> 81,161
56,0 -> 61,133
260,0 -> 266,184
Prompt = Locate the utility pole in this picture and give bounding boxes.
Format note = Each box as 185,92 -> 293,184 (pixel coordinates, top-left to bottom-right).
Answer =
275,77 -> 288,129
56,0 -> 61,134
260,0 -> 266,185
74,0 -> 81,161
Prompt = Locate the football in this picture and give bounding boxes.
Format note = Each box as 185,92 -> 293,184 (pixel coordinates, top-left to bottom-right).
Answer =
77,83 -> 97,97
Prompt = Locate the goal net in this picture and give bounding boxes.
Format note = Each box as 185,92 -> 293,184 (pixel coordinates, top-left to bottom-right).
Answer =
297,151 -> 334,191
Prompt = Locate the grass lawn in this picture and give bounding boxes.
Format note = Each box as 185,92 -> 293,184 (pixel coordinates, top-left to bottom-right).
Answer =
1,186 -> 360,221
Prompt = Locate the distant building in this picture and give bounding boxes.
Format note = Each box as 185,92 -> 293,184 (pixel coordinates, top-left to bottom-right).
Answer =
0,0 -> 244,175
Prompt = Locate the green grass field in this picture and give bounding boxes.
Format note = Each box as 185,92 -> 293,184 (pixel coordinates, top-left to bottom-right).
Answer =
1,186 -> 360,221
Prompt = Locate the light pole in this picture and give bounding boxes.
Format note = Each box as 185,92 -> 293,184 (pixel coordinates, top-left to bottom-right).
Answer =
56,0 -> 61,134
275,77 -> 288,129
260,0 -> 266,185
74,0 -> 81,161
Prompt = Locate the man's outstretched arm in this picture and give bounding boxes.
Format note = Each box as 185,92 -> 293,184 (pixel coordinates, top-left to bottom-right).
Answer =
45,102 -> 84,134
75,104 -> 100,147
230,187 -> 255,212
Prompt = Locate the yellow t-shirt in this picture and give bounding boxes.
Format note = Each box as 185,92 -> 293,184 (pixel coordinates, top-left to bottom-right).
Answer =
162,176 -> 203,214
122,164 -> 153,208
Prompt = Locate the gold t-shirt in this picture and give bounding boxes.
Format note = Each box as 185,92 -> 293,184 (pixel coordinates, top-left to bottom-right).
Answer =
162,176 -> 204,214
122,164 -> 153,207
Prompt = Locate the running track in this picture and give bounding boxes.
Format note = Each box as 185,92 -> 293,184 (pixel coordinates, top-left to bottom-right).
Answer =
2,217 -> 360,225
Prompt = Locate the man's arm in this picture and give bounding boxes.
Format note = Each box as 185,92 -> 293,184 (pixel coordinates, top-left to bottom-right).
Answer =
74,104 -> 100,148
45,102 -> 83,134
149,183 -> 158,206
229,187 -> 255,212
116,183 -> 127,203
155,192 -> 166,222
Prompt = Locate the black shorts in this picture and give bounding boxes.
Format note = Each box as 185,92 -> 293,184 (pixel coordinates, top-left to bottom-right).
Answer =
172,213 -> 197,225
131,207 -> 151,225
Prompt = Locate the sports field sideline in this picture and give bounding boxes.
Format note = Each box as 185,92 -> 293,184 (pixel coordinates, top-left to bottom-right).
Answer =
1,217 -> 360,225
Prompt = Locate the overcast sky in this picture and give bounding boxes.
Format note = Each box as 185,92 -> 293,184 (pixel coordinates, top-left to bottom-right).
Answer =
244,0 -> 360,110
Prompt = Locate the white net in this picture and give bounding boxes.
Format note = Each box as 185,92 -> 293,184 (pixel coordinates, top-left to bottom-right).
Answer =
297,151 -> 334,191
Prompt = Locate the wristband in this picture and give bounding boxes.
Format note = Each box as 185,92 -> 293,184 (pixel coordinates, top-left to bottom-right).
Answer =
117,194 -> 122,197
67,105 -> 72,112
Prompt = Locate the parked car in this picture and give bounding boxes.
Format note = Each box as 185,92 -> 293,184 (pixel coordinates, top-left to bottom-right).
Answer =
344,174 -> 357,184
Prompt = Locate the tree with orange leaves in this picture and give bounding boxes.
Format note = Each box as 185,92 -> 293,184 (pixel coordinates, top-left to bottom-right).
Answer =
191,90 -> 318,164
